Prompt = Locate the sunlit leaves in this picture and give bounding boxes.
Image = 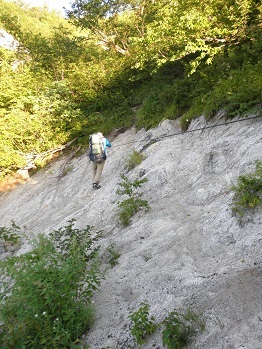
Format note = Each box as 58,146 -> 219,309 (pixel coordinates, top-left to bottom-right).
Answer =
68,0 -> 260,70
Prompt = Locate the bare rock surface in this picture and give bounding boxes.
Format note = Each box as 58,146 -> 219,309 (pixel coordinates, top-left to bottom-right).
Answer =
0,115 -> 262,349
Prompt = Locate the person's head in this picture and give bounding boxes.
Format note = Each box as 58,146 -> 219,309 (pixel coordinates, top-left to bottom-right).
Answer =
97,132 -> 103,137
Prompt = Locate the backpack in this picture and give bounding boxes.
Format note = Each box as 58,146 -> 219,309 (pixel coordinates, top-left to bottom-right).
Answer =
89,133 -> 105,163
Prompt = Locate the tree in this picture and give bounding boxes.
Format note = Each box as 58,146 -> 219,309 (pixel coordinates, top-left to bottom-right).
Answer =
67,0 -> 261,71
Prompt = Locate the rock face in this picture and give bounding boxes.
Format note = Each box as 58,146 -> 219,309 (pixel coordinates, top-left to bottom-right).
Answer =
0,115 -> 262,349
0,29 -> 18,50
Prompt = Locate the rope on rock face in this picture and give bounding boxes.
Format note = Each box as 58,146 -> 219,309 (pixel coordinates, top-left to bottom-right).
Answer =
112,114 -> 262,148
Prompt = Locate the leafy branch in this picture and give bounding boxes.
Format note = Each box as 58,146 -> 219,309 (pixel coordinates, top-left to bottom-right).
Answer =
0,220 -> 102,348
116,173 -> 150,226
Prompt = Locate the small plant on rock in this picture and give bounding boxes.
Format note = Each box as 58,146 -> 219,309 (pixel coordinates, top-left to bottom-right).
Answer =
0,221 -> 21,252
162,309 -> 205,349
231,160 -> 262,216
124,150 -> 145,172
106,243 -> 121,267
116,174 -> 150,226
129,301 -> 158,345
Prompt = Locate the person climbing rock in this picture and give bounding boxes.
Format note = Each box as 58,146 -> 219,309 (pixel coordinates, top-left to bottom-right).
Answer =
88,132 -> 112,189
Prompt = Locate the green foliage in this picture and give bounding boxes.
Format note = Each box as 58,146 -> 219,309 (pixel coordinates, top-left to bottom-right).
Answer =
0,0 -> 261,178
162,309 -> 205,349
69,0 -> 259,70
0,0 -> 81,79
116,173 -> 150,226
128,301 -> 205,348
106,243 -> 121,268
129,301 -> 158,345
0,221 -> 21,252
180,58 -> 262,129
0,78 -> 83,176
124,150 -> 145,172
231,160 -> 262,216
207,62 -> 262,118
0,2 -> 96,177
0,220 -> 102,349
134,70 -> 191,130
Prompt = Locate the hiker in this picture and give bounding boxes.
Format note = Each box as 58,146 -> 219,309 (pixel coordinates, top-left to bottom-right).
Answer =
89,132 -> 112,189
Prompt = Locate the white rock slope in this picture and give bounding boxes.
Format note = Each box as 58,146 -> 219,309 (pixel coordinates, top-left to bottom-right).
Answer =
0,115 -> 262,349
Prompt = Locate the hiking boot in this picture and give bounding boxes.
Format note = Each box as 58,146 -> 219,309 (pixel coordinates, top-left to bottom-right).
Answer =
93,183 -> 101,189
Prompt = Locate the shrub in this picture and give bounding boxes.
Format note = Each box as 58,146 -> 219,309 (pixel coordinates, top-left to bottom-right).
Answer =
124,150 -> 145,172
116,174 -> 150,226
0,221 -> 21,252
128,302 -> 205,348
106,243 -> 121,268
231,160 -> 262,216
162,309 -> 205,349
0,220 -> 102,349
129,301 -> 158,345
135,87 -> 174,130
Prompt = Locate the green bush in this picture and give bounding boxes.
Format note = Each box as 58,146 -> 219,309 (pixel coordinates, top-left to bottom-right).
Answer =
0,220 -> 102,349
116,174 -> 150,226
129,301 -> 158,345
231,160 -> 262,216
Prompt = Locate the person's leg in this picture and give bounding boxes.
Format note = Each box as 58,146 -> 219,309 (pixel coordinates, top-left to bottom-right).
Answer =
93,161 -> 105,188
92,162 -> 97,181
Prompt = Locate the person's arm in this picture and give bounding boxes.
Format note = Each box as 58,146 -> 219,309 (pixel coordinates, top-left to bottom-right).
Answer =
106,139 -> 112,148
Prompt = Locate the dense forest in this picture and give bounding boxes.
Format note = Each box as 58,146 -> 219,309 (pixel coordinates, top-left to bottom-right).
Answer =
0,0 -> 261,179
